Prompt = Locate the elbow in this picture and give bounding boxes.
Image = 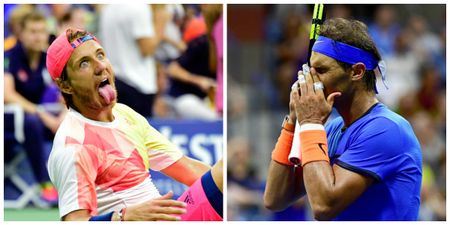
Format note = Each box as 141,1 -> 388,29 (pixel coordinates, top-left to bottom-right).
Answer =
311,203 -> 335,221
263,193 -> 286,212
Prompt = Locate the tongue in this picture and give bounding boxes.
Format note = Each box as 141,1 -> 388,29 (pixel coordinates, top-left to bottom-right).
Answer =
98,84 -> 116,105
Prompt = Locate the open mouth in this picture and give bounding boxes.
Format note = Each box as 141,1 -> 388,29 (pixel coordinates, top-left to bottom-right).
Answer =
98,78 -> 115,104
99,78 -> 110,88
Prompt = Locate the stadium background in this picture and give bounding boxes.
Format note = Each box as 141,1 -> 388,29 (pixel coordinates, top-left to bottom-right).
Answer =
3,4 -> 222,221
227,4 -> 446,221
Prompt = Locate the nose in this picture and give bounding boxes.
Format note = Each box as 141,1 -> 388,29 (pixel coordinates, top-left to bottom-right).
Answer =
94,59 -> 107,75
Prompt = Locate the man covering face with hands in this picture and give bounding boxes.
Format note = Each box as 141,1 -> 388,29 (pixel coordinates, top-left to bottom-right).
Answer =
264,18 -> 422,221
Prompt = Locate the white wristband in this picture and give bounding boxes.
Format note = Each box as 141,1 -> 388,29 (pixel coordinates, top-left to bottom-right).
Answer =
299,123 -> 325,132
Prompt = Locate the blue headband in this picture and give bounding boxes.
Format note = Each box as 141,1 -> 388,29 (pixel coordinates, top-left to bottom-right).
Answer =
312,36 -> 379,69
312,35 -> 388,93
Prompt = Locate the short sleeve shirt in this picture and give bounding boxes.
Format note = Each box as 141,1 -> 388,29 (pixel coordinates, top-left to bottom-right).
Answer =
326,103 -> 422,220
4,41 -> 50,103
47,103 -> 183,217
169,35 -> 215,98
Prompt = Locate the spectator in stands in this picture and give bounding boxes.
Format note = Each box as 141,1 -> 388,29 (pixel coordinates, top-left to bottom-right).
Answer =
57,6 -> 88,34
99,4 -> 166,118
4,10 -> 62,204
368,5 -> 400,57
4,4 -> 34,51
211,6 -> 223,115
152,4 -> 187,118
154,4 -> 187,64
166,5 -> 221,120
376,30 -> 420,109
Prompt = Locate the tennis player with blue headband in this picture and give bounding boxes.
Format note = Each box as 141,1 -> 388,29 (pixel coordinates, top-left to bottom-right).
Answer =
265,18 -> 422,220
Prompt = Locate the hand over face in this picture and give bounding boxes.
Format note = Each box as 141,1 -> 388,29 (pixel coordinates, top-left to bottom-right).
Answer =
291,68 -> 341,125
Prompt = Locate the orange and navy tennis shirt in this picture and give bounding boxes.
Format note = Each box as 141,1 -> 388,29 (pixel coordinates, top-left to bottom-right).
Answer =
47,103 -> 183,218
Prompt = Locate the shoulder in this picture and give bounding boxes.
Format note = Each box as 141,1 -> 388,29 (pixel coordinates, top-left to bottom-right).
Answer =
359,104 -> 413,138
113,103 -> 149,125
347,104 -> 418,155
4,44 -> 23,71
114,103 -> 144,119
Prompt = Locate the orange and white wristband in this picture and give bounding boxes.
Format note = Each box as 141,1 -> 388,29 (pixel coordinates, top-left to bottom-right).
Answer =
299,123 -> 330,167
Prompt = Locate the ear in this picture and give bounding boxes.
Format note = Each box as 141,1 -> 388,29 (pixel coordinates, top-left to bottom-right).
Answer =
55,78 -> 73,95
351,63 -> 366,81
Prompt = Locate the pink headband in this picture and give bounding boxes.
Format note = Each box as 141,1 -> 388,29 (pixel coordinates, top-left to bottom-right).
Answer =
46,29 -> 98,80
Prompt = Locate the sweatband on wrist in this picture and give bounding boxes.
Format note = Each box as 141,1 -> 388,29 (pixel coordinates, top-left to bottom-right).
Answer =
89,211 -> 114,221
299,124 -> 330,167
271,129 -> 294,166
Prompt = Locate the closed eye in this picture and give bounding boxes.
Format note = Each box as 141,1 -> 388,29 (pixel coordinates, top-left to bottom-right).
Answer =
315,67 -> 327,74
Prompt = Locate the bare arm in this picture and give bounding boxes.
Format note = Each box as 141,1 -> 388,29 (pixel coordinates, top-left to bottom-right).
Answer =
163,36 -> 187,52
37,108 -> 66,133
211,158 -> 223,192
264,161 -> 306,211
4,72 -> 38,113
137,37 -> 161,57
62,192 -> 186,221
264,89 -> 306,211
303,162 -> 373,220
161,156 -> 211,186
135,5 -> 169,57
167,61 -> 216,93
5,72 -> 66,133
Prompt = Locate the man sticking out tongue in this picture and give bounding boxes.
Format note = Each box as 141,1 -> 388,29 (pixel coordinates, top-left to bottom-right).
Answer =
46,28 -> 223,222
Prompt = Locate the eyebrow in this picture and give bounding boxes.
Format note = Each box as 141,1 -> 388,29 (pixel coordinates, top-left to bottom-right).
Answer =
311,61 -> 324,68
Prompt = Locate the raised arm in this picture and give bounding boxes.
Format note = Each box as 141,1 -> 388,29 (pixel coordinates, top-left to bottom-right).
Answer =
264,160 -> 306,211
291,68 -> 373,220
264,92 -> 306,211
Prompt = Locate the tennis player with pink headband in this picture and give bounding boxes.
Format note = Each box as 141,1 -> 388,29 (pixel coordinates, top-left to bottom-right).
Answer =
46,28 -> 222,221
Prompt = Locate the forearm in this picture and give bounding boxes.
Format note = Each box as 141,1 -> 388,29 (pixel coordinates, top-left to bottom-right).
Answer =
137,36 -> 162,57
164,37 -> 187,52
37,109 -> 65,133
298,124 -> 340,220
264,161 -> 305,211
167,62 -> 196,84
161,156 -> 211,186
303,161 -> 338,220
63,210 -> 122,221
5,92 -> 38,114
183,158 -> 211,184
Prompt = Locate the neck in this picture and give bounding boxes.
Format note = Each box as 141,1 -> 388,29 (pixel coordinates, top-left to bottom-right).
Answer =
26,49 -> 41,70
334,90 -> 378,127
75,104 -> 115,122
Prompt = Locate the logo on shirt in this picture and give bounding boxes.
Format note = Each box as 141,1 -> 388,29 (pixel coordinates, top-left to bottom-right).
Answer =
183,191 -> 195,205
18,69 -> 28,82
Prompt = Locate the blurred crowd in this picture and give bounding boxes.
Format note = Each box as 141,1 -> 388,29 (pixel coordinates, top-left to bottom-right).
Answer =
4,4 -> 222,207
228,4 -> 445,221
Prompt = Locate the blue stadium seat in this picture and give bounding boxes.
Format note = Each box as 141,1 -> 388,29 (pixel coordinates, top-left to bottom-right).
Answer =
4,104 -> 49,208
